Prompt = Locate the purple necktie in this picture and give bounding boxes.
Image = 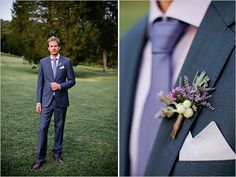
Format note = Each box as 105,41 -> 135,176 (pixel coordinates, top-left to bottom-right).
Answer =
52,58 -> 57,78
135,18 -> 187,176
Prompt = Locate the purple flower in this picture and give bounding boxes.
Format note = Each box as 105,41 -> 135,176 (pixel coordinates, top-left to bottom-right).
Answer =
169,86 -> 186,101
168,72 -> 215,110
156,71 -> 215,139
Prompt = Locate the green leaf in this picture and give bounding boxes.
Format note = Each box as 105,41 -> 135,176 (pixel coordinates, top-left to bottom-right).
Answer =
179,75 -> 182,86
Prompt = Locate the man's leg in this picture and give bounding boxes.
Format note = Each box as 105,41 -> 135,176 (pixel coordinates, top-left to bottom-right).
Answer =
35,105 -> 54,163
52,107 -> 67,158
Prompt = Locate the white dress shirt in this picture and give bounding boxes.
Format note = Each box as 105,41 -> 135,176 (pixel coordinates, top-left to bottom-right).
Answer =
130,0 -> 211,175
50,53 -> 60,69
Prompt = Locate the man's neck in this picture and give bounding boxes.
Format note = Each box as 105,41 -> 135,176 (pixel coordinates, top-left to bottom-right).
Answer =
157,0 -> 173,13
51,54 -> 59,58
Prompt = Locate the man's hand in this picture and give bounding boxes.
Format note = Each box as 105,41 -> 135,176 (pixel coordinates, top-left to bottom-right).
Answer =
36,103 -> 42,113
51,82 -> 61,91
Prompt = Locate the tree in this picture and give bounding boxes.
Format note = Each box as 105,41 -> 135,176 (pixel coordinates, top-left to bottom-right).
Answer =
1,1 -> 118,69
100,1 -> 118,71
79,1 -> 118,71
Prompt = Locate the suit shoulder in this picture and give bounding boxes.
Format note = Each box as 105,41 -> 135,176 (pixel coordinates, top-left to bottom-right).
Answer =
60,56 -> 71,62
39,57 -> 50,63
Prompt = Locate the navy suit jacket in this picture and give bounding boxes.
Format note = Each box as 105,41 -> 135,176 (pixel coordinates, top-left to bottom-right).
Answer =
36,55 -> 76,108
120,2 -> 235,176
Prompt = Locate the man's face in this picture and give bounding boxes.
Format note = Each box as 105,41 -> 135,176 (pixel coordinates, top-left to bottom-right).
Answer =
48,41 -> 60,56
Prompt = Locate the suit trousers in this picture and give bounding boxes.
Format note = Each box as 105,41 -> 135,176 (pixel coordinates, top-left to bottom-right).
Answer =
36,97 -> 67,163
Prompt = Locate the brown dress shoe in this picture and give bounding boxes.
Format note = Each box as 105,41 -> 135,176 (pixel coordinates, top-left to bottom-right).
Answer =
54,157 -> 64,164
32,162 -> 43,170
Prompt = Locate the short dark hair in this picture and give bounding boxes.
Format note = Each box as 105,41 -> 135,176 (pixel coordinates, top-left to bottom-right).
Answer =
47,36 -> 60,46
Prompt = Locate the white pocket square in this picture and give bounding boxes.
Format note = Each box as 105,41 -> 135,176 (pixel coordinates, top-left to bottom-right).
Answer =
60,66 -> 65,69
179,121 -> 236,161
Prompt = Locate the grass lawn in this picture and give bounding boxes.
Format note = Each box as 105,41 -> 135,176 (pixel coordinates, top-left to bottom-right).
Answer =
1,53 -> 118,176
120,1 -> 149,38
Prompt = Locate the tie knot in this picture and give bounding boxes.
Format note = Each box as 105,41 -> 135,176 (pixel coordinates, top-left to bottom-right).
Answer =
151,18 -> 188,53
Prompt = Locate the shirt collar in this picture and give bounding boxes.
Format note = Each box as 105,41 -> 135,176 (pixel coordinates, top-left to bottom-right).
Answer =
50,54 -> 60,60
149,0 -> 211,27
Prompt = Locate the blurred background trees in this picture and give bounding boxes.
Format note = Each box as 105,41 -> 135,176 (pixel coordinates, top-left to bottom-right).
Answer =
1,1 -> 118,69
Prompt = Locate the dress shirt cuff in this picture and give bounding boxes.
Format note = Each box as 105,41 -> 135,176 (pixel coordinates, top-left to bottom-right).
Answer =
36,103 -> 41,105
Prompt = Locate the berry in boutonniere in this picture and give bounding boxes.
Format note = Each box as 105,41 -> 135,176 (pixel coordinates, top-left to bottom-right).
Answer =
155,71 -> 215,139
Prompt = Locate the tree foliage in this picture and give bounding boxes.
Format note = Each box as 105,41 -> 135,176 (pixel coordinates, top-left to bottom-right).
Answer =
1,1 -> 118,68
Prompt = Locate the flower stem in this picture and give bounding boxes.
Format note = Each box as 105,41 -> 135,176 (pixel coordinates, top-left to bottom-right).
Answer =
171,114 -> 184,139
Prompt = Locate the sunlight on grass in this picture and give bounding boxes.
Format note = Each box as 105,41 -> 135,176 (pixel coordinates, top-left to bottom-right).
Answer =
76,78 -> 98,81
120,1 -> 149,38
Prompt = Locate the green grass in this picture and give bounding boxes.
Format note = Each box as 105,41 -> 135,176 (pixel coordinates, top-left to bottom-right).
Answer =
120,1 -> 149,38
1,54 -> 118,176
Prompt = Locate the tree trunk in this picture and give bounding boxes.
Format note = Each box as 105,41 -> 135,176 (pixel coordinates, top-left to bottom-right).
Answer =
103,49 -> 107,72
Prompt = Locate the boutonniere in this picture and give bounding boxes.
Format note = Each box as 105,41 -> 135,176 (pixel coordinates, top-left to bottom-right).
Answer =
58,62 -> 64,69
156,71 -> 215,139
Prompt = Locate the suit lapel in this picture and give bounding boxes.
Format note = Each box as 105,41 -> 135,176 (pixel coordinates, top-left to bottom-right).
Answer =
120,16 -> 148,175
46,57 -> 54,80
145,2 -> 235,175
55,55 -> 63,80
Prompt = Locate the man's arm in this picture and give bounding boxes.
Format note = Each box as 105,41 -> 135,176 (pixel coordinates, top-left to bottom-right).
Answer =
36,60 -> 43,112
59,59 -> 76,90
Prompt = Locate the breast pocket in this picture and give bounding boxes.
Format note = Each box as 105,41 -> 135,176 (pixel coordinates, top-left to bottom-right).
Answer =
171,160 -> 235,176
57,67 -> 67,79
172,121 -> 236,176
179,121 -> 236,161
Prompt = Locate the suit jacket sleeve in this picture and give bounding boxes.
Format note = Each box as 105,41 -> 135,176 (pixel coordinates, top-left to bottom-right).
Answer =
36,60 -> 44,103
60,59 -> 76,90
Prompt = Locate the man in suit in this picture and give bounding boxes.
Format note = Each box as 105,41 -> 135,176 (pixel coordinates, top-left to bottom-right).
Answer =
32,36 -> 76,170
120,0 -> 235,176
